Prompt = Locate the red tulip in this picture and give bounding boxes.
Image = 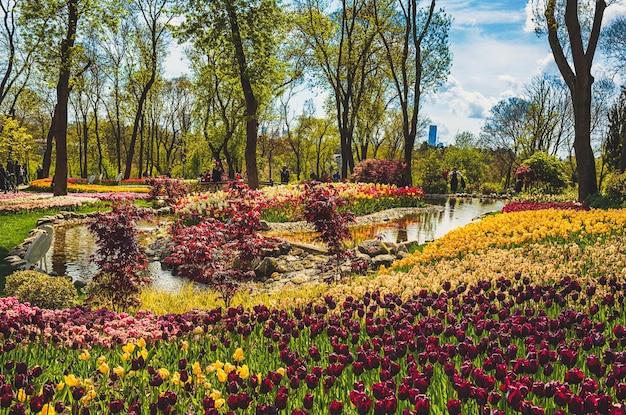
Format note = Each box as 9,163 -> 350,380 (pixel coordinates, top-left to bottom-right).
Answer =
329,400 -> 343,415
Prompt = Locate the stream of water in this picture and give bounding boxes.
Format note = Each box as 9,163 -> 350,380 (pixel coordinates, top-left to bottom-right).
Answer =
43,197 -> 505,291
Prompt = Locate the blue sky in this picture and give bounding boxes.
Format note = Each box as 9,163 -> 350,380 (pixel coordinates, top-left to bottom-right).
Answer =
164,1 -> 626,145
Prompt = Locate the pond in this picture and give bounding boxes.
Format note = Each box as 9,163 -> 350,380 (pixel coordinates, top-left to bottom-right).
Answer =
43,197 -> 505,291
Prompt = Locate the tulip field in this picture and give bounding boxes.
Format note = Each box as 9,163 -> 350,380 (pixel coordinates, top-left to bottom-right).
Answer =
1,192 -> 626,414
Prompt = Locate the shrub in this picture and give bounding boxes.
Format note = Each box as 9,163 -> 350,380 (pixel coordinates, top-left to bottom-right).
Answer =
351,159 -> 404,186
146,176 -> 188,206
604,171 -> 626,206
521,152 -> 569,194
584,192 -> 622,209
302,181 -> 354,260
5,270 -> 77,309
87,203 -> 152,309
166,180 -> 280,306
480,182 -> 502,195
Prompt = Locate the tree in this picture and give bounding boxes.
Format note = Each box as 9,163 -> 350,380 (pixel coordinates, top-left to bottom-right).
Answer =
374,0 -> 451,186
533,0 -> 612,201
295,0 -> 380,179
480,97 -> 529,188
123,0 -> 173,180
182,0 -> 287,189
600,15 -> 626,74
603,86 -> 626,172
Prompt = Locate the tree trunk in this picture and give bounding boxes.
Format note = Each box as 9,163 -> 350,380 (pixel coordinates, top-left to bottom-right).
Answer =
226,3 -> 259,188
52,0 -> 78,196
42,110 -> 55,178
572,82 -> 598,200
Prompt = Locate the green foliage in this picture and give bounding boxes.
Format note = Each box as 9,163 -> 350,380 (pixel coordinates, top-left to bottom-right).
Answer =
604,171 -> 626,206
584,192 -> 623,209
415,150 -> 448,194
522,152 -> 569,194
5,270 -> 77,309
480,182 -> 504,195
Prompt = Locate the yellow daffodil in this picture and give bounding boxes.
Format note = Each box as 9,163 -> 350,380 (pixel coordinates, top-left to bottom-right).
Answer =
233,347 -> 244,362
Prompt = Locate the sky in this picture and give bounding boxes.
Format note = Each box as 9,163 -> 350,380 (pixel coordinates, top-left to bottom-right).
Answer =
164,1 -> 626,146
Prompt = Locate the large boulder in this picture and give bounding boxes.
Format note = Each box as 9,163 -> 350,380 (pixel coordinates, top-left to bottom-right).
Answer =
357,239 -> 390,257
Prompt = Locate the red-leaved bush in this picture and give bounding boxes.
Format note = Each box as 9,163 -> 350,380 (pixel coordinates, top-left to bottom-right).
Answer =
166,180 -> 280,305
351,159 -> 404,186
302,181 -> 355,260
502,201 -> 590,213
146,176 -> 188,206
87,203 -> 153,309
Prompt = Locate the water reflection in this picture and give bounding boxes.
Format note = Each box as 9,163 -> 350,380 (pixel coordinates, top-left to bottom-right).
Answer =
46,197 -> 505,287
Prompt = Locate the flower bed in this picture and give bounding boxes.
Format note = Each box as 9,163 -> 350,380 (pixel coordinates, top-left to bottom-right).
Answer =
2,272 -> 626,414
392,209 -> 626,269
502,201 -> 590,213
0,192 -> 150,213
28,178 -> 150,194
176,182 -> 426,222
2,204 -> 626,414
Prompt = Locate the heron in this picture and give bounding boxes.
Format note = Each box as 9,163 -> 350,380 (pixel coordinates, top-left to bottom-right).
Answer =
23,225 -> 54,272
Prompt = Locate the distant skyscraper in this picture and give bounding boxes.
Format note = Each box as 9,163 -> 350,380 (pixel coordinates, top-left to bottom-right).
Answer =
428,125 -> 437,146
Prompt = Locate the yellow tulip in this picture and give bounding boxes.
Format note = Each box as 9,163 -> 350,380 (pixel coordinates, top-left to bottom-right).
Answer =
158,368 -> 170,379
216,368 -> 227,383
276,367 -> 286,377
140,348 -> 148,360
64,374 -> 82,388
98,362 -> 109,374
17,389 -> 26,402
180,341 -> 189,351
192,361 -> 202,376
78,350 -> 90,361
215,398 -> 225,409
122,343 -> 135,354
210,389 -> 222,401
237,364 -> 250,379
97,355 -> 107,365
113,366 -> 125,378
224,362 -> 235,374
39,403 -> 56,415
233,347 -> 244,362
137,338 -> 147,348
122,352 -> 131,361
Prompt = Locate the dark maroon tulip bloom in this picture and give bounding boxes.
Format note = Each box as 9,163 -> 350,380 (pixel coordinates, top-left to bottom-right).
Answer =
8,403 -> 26,415
564,368 -> 584,385
275,392 -> 289,410
108,398 -> 125,414
414,395 -> 430,415
303,393 -> 314,410
329,400 -> 343,415
446,399 -> 461,415
29,396 -> 44,413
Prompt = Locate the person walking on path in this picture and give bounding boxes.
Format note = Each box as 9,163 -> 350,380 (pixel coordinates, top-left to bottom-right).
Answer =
280,165 -> 290,184
450,167 -> 459,193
